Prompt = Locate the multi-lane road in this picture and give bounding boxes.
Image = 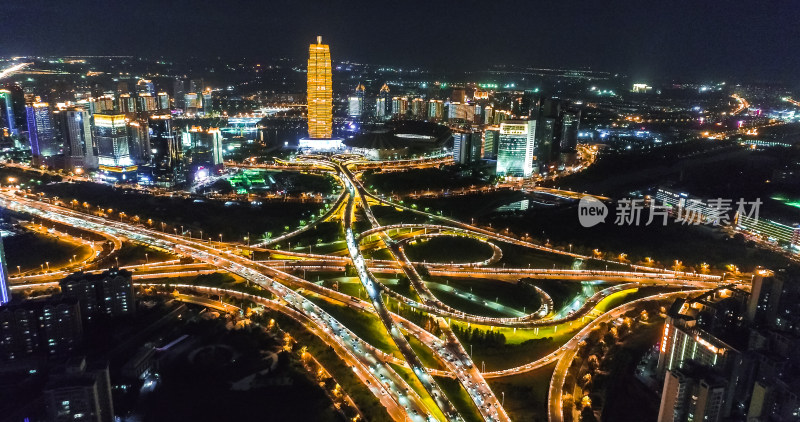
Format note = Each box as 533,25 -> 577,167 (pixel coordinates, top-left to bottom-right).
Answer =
1,152 -> 725,422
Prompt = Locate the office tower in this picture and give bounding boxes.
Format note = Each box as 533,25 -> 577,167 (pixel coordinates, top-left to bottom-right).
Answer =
54,108 -> 97,170
411,98 -> 425,119
0,296 -> 83,360
139,115 -> 182,187
183,127 -> 223,168
184,93 -> 199,115
202,89 -> 212,115
43,358 -> 114,422
157,92 -> 169,110
307,36 -> 333,138
117,94 -> 136,113
127,116 -> 150,164
136,94 -> 158,112
26,102 -> 60,163
428,99 -> 444,121
483,128 -> 500,159
377,83 -> 391,119
482,105 -> 493,125
376,97 -> 387,119
136,79 -> 155,96
0,89 -> 17,136
496,120 -> 536,178
60,269 -> 135,319
348,83 -> 365,118
535,116 -> 556,170
0,235 -> 9,307
453,131 -> 482,165
93,113 -> 132,169
188,78 -> 204,95
559,109 -> 580,152
173,78 -> 186,109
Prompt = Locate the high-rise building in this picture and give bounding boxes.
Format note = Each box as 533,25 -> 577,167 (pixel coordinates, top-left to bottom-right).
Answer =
183,126 -> 224,168
0,89 -> 17,136
348,83 -> 365,118
428,100 -> 444,121
127,117 -> 150,165
43,358 -> 114,422
88,96 -> 114,115
188,79 -> 204,95
411,98 -> 425,119
535,116 -> 556,170
117,94 -> 136,114
138,115 -> 182,187
136,94 -> 158,112
496,120 -> 536,178
0,296 -> 83,360
377,83 -> 391,119
453,131 -> 482,165
157,92 -> 169,110
0,235 -> 9,307
172,79 -> 186,109
54,108 -> 97,171
447,102 -> 475,122
116,81 -> 129,95
184,93 -> 200,115
93,114 -> 136,181
307,36 -> 333,139
483,128 -> 500,159
26,102 -> 60,163
658,363 -> 728,422
392,97 -> 408,117
202,89 -> 212,115
559,109 -> 580,153
136,79 -> 155,96
59,269 -> 135,319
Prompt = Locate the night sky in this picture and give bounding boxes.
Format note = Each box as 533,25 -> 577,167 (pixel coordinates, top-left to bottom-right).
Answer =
2,0 -> 799,84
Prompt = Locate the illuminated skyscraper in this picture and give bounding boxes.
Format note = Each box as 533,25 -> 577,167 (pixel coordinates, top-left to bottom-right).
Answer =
54,107 -> 97,170
307,36 -> 332,139
0,89 -> 17,136
26,102 -> 60,162
202,89 -> 212,115
157,92 -> 169,110
348,83 -> 365,117
377,83 -> 391,119
93,114 -> 131,167
496,120 -> 536,178
136,79 -> 155,96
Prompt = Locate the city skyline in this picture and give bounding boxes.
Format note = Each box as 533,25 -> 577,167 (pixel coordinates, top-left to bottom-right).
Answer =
1,6 -> 800,422
1,1 -> 800,85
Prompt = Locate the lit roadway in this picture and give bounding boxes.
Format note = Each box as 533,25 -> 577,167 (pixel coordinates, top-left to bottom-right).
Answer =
0,192 -> 434,422
1,151 -> 726,422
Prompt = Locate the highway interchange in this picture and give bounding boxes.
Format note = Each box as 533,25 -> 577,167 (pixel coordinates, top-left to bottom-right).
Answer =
3,154 -> 729,422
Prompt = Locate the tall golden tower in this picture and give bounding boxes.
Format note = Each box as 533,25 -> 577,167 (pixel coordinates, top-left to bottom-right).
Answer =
307,35 -> 332,139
